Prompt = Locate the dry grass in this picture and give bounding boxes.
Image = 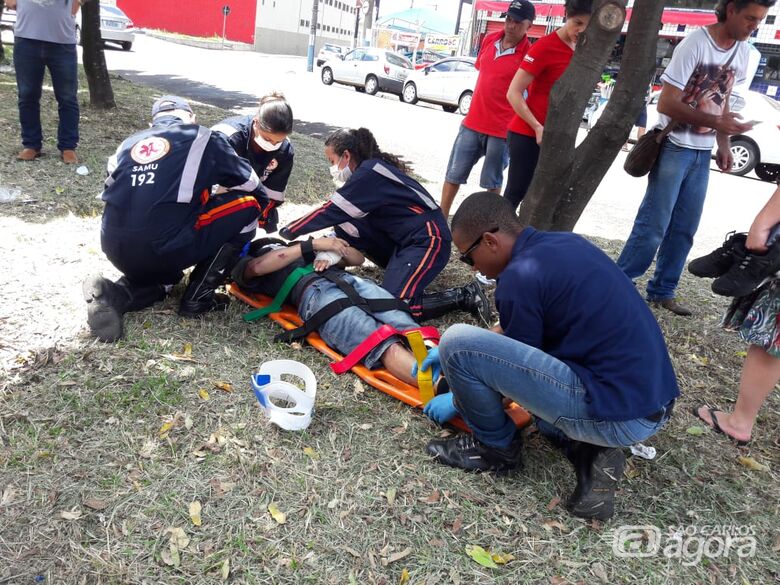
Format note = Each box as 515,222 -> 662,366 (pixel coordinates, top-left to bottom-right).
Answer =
1,52 -> 779,585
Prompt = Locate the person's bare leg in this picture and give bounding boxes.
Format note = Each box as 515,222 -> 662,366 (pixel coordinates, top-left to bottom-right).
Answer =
440,181 -> 460,219
697,344 -> 780,442
380,342 -> 418,386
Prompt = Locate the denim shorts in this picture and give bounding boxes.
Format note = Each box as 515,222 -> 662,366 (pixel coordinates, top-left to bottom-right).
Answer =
445,124 -> 508,190
299,274 -> 420,369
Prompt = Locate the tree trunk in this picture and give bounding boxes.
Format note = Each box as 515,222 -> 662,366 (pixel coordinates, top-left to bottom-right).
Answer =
81,0 -> 116,109
517,0 -> 665,232
0,0 -> 6,63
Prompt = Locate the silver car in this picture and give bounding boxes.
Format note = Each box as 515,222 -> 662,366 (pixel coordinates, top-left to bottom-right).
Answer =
402,57 -> 477,115
75,3 -> 135,51
321,47 -> 413,98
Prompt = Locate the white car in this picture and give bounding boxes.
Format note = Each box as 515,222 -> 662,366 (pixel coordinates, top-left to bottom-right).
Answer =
321,47 -> 413,97
75,3 -> 135,51
402,57 -> 477,115
316,43 -> 346,67
588,89 -> 780,180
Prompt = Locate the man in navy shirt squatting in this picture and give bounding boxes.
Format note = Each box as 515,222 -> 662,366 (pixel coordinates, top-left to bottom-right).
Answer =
419,192 -> 679,520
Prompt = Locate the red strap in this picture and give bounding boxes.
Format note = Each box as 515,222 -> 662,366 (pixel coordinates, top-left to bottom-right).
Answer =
330,325 -> 441,375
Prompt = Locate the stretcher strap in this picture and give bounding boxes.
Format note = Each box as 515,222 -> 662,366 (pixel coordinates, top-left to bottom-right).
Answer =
330,325 -> 440,375
405,330 -> 435,404
243,265 -> 315,322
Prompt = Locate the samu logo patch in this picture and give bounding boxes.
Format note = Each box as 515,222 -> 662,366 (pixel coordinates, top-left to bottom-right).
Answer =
130,137 -> 170,164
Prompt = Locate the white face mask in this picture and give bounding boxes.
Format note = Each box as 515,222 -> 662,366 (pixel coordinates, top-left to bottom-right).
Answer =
329,154 -> 352,187
254,132 -> 282,152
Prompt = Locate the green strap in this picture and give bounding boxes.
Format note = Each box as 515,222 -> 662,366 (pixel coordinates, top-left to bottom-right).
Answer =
243,264 -> 315,322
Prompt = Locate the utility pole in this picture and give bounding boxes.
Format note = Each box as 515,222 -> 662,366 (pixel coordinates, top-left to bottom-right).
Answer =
306,0 -> 319,72
361,0 -> 375,46
455,0 -> 472,35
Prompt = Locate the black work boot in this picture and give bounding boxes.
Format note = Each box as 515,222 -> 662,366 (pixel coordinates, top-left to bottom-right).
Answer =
426,432 -> 523,473
564,442 -> 625,521
688,231 -> 746,278
83,275 -> 166,342
179,244 -> 240,317
419,280 -> 492,324
711,242 -> 780,298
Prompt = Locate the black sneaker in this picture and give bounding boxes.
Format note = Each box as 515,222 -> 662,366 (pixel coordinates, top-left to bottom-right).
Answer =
82,275 -> 130,343
462,280 -> 493,326
688,232 -> 746,278
711,244 -> 780,297
565,444 -> 625,521
426,432 -> 523,473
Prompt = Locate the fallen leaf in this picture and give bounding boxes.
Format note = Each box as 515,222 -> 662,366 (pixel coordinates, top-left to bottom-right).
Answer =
353,379 -> 365,395
591,561 -> 608,583
189,501 -> 203,526
550,577 -> 567,585
451,516 -> 463,535
399,568 -> 410,584
491,551 -> 515,565
465,544 -> 498,569
689,353 -> 710,366
83,498 -> 107,511
773,534 -> 780,553
167,527 -> 190,549
328,498 -> 339,509
542,520 -> 569,533
359,423 -> 373,430
342,546 -> 361,558
383,547 -> 412,565
161,542 -> 180,567
159,420 -> 175,438
268,502 -> 286,524
737,456 -> 770,472
162,353 -> 195,363
386,487 -> 397,506
183,343 -> 193,357
1,486 -> 16,506
303,447 -> 320,460
59,507 -> 82,521
221,558 -> 230,580
291,342 -> 303,351
214,381 -> 233,393
55,186 -> 64,195
198,388 -> 210,401
425,490 -> 441,504
546,496 -> 561,511
735,350 -> 747,358
184,414 -> 194,431
686,426 -> 706,436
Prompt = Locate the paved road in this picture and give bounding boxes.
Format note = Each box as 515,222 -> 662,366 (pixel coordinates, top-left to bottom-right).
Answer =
101,34 -> 775,257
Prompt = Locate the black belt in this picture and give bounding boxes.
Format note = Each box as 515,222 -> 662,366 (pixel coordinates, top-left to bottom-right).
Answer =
647,399 -> 675,422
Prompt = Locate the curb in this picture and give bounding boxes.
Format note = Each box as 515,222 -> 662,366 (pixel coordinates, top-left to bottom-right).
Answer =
142,29 -> 253,52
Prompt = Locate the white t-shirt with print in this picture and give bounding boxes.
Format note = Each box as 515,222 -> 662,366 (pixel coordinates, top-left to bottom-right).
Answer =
658,27 -> 749,150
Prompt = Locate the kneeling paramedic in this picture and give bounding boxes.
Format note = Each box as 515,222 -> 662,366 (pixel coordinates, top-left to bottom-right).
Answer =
84,96 -> 273,342
417,192 -> 680,520
234,235 -> 441,385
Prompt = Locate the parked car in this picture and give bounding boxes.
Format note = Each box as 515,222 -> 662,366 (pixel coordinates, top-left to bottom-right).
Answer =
588,89 -> 780,180
403,49 -> 449,70
320,47 -> 413,98
316,43 -> 346,67
401,57 -> 477,115
75,3 -> 135,51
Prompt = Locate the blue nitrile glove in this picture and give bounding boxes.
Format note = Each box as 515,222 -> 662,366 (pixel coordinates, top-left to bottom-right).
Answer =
423,392 -> 458,425
411,346 -> 441,382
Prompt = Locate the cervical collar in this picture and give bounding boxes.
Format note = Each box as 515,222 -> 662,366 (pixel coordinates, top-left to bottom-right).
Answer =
251,360 -> 317,431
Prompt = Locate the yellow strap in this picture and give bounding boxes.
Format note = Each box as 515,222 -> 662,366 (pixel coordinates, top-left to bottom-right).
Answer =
405,330 -> 434,404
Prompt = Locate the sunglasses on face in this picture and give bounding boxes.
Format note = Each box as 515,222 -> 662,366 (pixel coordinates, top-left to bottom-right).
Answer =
459,227 -> 499,266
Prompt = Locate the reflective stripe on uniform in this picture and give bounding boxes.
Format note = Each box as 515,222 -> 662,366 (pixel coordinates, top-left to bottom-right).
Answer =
211,122 -> 240,137
194,195 -> 259,229
177,127 -> 212,203
264,187 -> 285,202
331,192 -> 367,218
370,161 -> 437,210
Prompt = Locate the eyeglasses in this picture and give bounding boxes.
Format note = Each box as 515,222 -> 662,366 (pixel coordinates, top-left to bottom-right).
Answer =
458,227 -> 499,266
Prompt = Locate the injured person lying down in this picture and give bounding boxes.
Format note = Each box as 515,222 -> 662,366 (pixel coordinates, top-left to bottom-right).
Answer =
232,235 -> 441,385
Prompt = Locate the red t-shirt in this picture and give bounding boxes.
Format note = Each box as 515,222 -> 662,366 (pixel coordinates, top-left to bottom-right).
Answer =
508,31 -> 574,137
463,30 -> 530,138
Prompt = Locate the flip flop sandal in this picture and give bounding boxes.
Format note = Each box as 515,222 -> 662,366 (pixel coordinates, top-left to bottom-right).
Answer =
692,406 -> 750,446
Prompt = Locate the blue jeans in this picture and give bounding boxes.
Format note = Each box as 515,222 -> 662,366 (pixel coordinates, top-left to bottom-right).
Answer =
617,140 -> 711,300
444,124 -> 509,190
438,324 -> 671,449
14,37 -> 79,151
299,274 -> 419,369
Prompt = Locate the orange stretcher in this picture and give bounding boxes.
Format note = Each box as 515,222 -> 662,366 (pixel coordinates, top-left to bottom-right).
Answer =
228,284 -> 532,432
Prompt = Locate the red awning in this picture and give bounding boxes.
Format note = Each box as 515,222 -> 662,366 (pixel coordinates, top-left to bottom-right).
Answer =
474,1 -> 564,17
661,10 -> 717,26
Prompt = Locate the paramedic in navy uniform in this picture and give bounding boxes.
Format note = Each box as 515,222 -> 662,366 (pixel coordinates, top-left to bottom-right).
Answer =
280,127 -> 490,323
212,92 -> 294,233
83,96 -> 269,343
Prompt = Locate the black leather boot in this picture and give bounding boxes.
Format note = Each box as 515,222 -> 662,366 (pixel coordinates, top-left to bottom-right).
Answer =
564,441 -> 625,521
419,280 -> 492,324
83,275 -> 166,342
179,244 -> 240,317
